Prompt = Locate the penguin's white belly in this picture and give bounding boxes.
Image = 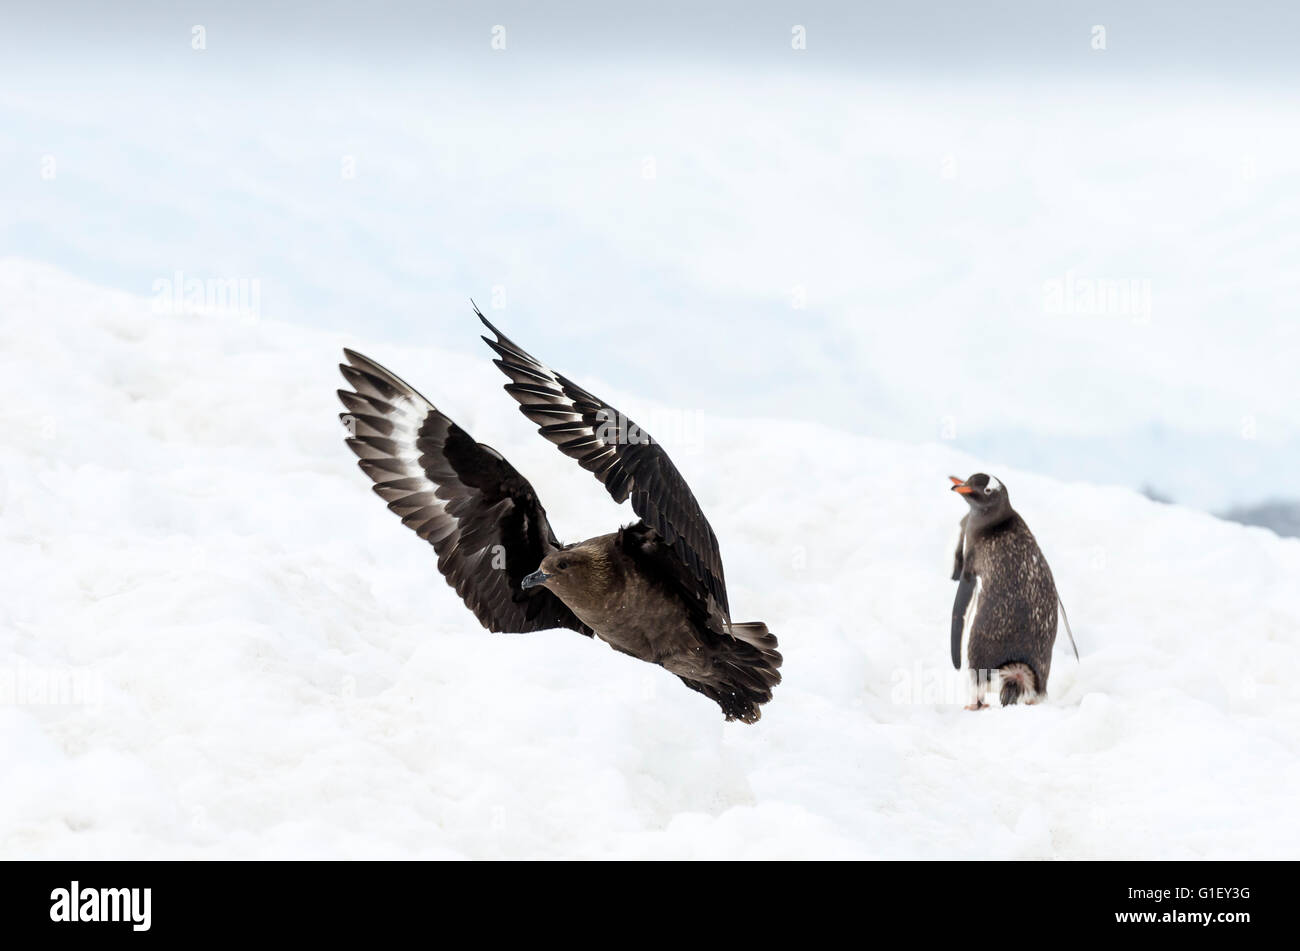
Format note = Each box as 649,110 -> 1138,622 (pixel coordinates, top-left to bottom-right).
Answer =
960,575 -> 983,670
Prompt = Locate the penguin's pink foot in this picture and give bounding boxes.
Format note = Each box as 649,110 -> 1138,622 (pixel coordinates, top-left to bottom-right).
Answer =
964,701 -> 987,711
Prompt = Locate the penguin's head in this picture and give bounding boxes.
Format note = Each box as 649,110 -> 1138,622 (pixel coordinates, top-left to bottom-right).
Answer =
949,473 -> 1010,515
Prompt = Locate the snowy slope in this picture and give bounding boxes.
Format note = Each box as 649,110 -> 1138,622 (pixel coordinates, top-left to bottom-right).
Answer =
2,259 -> 1298,859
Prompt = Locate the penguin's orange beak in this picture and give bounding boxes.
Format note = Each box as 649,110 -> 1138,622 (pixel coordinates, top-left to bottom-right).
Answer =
949,475 -> 973,494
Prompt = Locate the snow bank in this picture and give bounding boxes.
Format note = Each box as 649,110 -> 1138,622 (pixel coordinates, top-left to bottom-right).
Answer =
2,259 -> 1297,858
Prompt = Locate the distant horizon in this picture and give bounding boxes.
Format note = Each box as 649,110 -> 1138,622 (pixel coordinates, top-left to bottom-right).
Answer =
4,255 -> 1296,540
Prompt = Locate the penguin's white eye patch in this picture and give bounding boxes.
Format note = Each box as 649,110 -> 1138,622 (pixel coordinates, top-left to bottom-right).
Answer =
985,476 -> 1002,495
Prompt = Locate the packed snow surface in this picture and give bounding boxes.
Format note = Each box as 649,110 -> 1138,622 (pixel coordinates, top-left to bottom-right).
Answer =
2,261 -> 1297,859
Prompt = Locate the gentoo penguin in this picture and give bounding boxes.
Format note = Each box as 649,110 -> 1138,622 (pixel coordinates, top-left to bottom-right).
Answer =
336,309 -> 781,722
948,473 -> 1061,709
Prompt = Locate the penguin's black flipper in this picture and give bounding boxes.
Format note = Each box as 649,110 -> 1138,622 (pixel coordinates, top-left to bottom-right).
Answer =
951,573 -> 976,669
951,514 -> 968,580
